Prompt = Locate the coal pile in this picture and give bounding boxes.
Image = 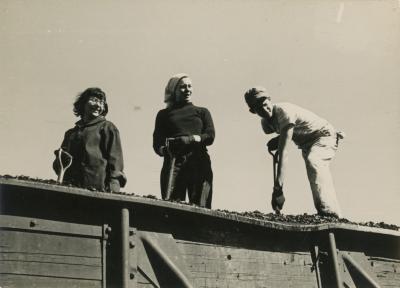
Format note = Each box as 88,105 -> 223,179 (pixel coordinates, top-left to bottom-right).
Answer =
217,210 -> 346,225
216,209 -> 399,231
1,174 -> 60,185
1,175 -> 398,231
0,174 -> 135,194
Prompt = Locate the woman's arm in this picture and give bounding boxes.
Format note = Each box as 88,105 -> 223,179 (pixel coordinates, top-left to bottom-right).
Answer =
200,108 -> 215,146
104,124 -> 127,190
153,110 -> 167,156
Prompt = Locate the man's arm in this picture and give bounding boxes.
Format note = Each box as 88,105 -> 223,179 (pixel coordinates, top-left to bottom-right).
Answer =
276,124 -> 294,187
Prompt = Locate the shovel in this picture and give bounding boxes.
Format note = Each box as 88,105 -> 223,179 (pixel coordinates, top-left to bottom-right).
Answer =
268,148 -> 279,187
164,138 -> 176,200
56,148 -> 73,184
267,145 -> 285,214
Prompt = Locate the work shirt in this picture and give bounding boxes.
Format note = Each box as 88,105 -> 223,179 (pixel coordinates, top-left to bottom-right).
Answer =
262,103 -> 335,149
54,116 -> 126,191
153,102 -> 215,156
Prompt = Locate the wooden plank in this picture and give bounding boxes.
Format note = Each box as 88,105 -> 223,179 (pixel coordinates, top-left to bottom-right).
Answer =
136,269 -> 158,287
0,229 -> 102,281
0,252 -> 100,266
136,231 -> 195,287
136,235 -> 160,287
369,258 -> 400,287
176,240 -> 316,287
0,260 -> 101,280
0,230 -> 101,258
0,274 -> 101,288
0,215 -> 102,237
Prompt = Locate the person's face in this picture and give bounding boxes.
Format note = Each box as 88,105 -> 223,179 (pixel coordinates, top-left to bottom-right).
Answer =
83,96 -> 105,120
175,77 -> 193,103
253,97 -> 273,118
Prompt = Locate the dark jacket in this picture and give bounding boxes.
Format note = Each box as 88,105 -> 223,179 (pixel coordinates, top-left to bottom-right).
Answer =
53,116 -> 126,191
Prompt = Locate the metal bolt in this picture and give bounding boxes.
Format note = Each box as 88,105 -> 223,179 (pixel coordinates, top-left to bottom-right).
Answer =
30,220 -> 37,227
129,230 -> 135,236
105,226 -> 112,234
130,273 -> 135,279
129,241 -> 135,248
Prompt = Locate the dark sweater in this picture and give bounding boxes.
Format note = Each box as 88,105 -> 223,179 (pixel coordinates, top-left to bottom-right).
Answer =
153,102 -> 215,156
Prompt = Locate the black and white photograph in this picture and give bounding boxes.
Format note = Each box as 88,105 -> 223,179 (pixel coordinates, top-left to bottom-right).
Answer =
1,1 -> 399,287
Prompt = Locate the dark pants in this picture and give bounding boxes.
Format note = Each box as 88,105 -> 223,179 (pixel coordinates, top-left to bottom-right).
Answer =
160,152 -> 213,208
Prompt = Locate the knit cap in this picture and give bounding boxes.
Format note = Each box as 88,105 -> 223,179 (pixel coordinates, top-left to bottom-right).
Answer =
164,73 -> 189,104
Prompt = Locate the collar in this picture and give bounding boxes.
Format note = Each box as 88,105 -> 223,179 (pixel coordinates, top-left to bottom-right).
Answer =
76,116 -> 106,128
171,102 -> 193,109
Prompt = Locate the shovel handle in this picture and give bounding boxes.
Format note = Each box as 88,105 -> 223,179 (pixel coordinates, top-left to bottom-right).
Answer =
164,138 -> 176,200
268,148 -> 282,214
57,148 -> 72,183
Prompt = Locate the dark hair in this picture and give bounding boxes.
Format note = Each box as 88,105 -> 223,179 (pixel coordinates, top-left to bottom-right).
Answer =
73,87 -> 109,117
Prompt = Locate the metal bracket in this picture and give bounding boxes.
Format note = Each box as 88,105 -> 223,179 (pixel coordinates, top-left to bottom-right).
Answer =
102,224 -> 112,288
139,233 -> 194,288
311,245 -> 323,288
129,227 -> 138,285
325,232 -> 382,288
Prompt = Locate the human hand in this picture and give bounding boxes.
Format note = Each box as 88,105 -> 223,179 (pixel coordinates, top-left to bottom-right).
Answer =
54,149 -> 72,164
158,146 -> 167,156
167,136 -> 196,155
53,149 -> 73,176
267,136 -> 280,152
108,179 -> 120,193
173,135 -> 195,145
271,186 -> 285,213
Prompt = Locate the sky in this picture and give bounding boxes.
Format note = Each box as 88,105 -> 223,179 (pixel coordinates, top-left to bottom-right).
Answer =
1,0 -> 399,225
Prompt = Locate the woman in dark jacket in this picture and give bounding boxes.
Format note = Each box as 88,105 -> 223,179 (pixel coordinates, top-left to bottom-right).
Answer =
53,87 -> 126,192
153,73 -> 215,208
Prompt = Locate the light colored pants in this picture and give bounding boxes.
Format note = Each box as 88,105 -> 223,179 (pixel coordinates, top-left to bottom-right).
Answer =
302,135 -> 342,217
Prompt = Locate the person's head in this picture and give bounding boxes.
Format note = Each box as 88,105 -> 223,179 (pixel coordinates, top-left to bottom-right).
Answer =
73,87 -> 108,120
164,73 -> 193,106
244,86 -> 273,118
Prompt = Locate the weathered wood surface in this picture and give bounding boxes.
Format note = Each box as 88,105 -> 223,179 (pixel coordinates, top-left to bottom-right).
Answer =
0,274 -> 102,288
1,178 -> 399,288
178,240 -> 316,288
369,257 -> 400,287
0,213 -> 104,287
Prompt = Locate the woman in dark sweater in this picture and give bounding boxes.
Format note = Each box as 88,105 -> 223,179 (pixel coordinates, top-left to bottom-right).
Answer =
53,87 -> 127,192
153,74 -> 215,208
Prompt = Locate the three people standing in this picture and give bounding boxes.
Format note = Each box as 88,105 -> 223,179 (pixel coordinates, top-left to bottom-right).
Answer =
53,80 -> 343,217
